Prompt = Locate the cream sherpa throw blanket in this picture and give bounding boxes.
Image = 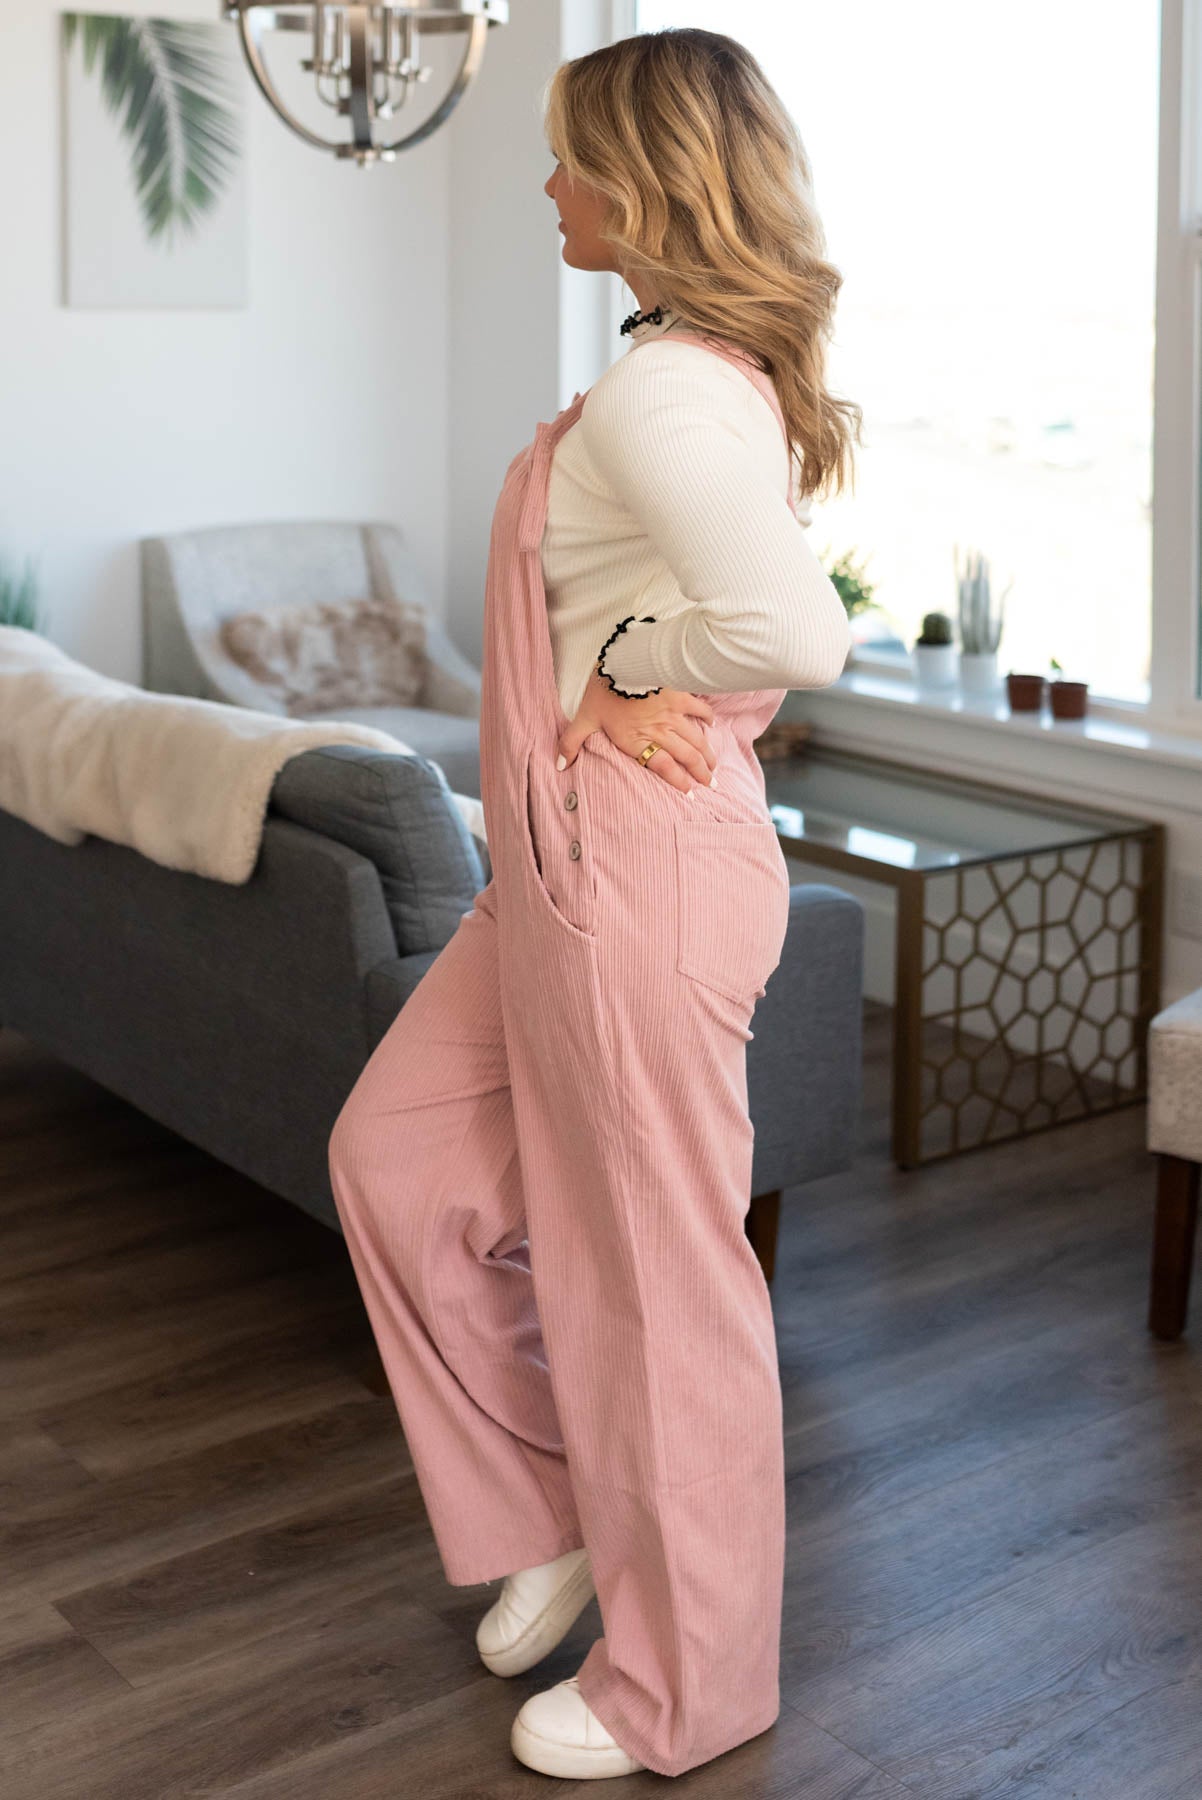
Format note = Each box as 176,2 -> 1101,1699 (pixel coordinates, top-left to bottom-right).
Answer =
0,627 -> 486,884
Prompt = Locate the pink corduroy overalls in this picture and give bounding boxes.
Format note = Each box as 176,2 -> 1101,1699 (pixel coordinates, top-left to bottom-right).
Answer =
328,328 -> 795,1778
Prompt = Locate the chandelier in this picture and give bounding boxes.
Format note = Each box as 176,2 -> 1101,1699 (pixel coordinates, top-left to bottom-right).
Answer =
221,0 -> 509,166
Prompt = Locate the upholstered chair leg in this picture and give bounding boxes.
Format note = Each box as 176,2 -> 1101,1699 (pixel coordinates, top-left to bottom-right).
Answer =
1148,1153 -> 1200,1341
356,1338 -> 392,1397
746,1189 -> 782,1285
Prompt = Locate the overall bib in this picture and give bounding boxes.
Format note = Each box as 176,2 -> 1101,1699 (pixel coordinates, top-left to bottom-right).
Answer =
329,329 -> 795,1778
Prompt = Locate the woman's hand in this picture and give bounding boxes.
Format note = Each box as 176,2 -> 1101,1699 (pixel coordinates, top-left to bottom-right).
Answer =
555,666 -> 719,795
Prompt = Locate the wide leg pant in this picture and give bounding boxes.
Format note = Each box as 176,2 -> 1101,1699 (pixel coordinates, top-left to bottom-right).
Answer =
328,860 -> 788,1778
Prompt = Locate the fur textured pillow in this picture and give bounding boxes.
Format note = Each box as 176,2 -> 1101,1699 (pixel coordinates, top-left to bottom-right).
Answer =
218,595 -> 428,717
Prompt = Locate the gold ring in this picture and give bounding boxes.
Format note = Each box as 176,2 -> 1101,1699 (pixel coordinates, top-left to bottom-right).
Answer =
637,742 -> 660,767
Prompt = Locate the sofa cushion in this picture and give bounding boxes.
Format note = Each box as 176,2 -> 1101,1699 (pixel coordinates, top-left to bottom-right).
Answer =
269,744 -> 483,955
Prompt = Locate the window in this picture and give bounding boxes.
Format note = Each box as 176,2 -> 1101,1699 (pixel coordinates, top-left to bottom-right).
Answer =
631,0 -> 1172,711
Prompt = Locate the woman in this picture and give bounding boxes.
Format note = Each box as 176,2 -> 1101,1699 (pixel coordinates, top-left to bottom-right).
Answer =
328,25 -> 860,1783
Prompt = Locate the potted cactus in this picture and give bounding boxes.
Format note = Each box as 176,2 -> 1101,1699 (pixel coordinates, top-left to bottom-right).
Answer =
955,546 -> 1010,695
912,609 -> 957,687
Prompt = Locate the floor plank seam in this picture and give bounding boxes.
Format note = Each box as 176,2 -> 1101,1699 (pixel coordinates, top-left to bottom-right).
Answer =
777,1694 -> 919,1793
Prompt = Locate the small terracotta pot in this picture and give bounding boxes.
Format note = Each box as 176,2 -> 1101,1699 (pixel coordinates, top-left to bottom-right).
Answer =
1006,672 -> 1045,712
1049,679 -> 1088,720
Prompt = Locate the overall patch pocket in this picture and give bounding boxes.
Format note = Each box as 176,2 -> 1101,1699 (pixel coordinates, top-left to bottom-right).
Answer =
673,815 -> 791,1004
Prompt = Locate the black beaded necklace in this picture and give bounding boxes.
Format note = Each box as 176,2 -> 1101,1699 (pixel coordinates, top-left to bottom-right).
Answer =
619,303 -> 670,337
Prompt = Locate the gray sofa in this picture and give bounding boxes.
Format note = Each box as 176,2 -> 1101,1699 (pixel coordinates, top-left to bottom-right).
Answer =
0,742 -> 864,1282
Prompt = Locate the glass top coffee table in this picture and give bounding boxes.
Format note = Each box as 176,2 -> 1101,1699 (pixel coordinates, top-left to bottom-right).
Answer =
761,745 -> 1165,1168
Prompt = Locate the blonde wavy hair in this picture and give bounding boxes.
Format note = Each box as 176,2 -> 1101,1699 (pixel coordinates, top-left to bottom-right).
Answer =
544,28 -> 862,501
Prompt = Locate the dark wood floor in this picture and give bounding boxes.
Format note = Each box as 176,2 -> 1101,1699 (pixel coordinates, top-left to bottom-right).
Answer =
1,1005 -> 1199,1799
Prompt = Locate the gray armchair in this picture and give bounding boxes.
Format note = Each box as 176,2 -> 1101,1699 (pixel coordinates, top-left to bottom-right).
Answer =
140,519 -> 484,797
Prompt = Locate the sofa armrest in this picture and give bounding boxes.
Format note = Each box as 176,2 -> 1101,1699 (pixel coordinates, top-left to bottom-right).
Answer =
0,807 -> 400,1232
748,882 -> 865,1194
420,617 -> 482,720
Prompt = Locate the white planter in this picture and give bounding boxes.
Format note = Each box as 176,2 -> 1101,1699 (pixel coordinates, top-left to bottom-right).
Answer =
912,642 -> 959,688
959,649 -> 1002,694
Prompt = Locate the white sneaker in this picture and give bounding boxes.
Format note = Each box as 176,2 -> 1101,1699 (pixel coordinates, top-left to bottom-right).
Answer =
475,1547 -> 596,1677
511,1673 -> 647,1778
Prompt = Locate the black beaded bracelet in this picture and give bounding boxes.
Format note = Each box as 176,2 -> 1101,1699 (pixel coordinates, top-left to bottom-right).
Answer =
596,614 -> 661,698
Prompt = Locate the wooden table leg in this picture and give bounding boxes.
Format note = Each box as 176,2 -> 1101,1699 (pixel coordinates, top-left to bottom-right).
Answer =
1148,1152 -> 1200,1340
746,1189 -> 781,1284
892,877 -> 924,1169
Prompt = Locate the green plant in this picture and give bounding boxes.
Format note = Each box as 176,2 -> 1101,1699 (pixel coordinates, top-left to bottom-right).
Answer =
916,610 -> 954,646
955,545 -> 1011,654
0,554 -> 44,631
62,13 -> 240,245
821,546 -> 880,621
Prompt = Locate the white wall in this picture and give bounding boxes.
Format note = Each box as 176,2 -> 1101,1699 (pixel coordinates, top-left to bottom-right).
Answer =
445,0 -> 620,669
0,0 -> 452,682
444,0 -> 561,672
0,0 -> 621,685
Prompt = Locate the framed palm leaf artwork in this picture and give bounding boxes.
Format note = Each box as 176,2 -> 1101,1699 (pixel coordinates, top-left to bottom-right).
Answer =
61,12 -> 247,307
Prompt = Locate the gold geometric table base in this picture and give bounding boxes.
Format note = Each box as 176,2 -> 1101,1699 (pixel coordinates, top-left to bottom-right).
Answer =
893,829 -> 1164,1166
765,746 -> 1165,1169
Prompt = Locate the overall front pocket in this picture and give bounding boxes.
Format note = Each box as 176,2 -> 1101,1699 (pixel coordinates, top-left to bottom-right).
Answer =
673,814 -> 792,1004
520,744 -> 598,941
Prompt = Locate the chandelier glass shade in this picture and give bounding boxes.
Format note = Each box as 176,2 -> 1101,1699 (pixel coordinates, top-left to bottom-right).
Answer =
221,0 -> 508,165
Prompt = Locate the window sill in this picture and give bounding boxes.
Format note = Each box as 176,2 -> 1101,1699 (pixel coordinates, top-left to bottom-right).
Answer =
825,663 -> 1202,769
785,663 -> 1202,821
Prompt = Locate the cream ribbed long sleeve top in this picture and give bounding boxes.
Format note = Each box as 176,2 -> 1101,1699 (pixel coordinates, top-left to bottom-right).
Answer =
540,307 -> 851,721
